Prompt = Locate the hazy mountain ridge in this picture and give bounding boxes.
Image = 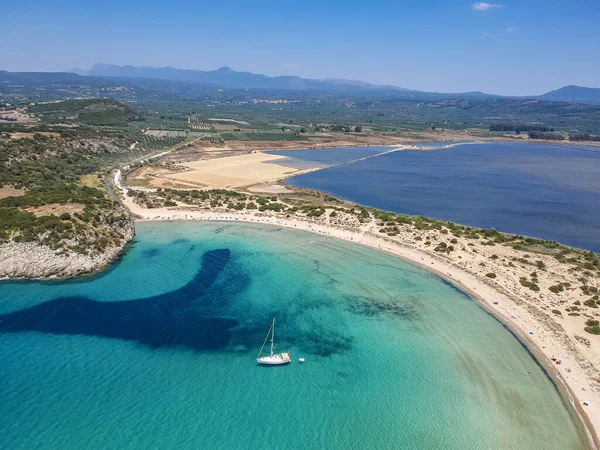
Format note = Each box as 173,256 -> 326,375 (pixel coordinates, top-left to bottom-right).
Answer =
77,63 -> 396,92
65,64 -> 600,103
77,64 -> 498,97
1,67 -> 598,108
537,85 -> 600,104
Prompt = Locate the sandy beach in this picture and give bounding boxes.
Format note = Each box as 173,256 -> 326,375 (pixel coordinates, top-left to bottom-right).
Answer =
120,191 -> 600,448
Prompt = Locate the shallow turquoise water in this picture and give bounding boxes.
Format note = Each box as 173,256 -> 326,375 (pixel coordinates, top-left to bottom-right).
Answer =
0,222 -> 588,449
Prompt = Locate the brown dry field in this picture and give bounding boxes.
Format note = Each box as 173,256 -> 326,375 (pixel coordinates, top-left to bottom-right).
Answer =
0,108 -> 38,124
163,153 -> 307,189
126,166 -> 206,189
220,129 -> 482,151
8,131 -> 60,140
0,186 -> 26,199
25,203 -> 85,217
212,123 -> 246,131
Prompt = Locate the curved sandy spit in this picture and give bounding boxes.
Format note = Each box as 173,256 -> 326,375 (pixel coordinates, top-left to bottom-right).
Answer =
122,194 -> 599,449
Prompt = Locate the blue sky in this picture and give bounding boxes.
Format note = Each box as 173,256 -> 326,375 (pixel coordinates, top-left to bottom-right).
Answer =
1,0 -> 598,95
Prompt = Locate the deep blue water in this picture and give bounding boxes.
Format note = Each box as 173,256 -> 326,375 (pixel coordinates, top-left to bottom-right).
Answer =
285,142 -> 600,251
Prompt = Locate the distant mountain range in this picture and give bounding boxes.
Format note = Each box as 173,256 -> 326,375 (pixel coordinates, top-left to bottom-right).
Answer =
3,63 -> 599,105
66,64 -> 502,98
72,63 -> 406,92
537,85 -> 600,104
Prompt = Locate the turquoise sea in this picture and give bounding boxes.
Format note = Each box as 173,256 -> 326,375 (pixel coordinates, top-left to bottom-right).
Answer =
0,222 -> 588,449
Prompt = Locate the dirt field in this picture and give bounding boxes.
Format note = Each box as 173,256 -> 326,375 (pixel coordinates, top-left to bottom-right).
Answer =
213,123 -> 245,131
0,186 -> 26,199
8,131 -> 60,140
0,108 -> 38,124
126,166 -> 208,189
208,118 -> 250,125
144,130 -> 207,137
25,203 -> 85,217
163,153 -> 311,188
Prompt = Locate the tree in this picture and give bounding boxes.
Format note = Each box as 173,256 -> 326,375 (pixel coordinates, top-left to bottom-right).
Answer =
355,126 -> 362,132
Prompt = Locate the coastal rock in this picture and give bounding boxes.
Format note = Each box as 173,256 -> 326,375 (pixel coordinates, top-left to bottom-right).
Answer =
0,221 -> 134,280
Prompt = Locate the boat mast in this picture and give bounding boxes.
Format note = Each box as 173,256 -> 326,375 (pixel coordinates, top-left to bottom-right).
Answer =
270,318 -> 275,356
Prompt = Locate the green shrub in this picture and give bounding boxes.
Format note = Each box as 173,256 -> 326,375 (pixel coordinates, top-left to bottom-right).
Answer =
485,272 -> 497,279
519,277 -> 540,292
584,320 -> 600,335
259,202 -> 286,212
549,284 -> 564,294
307,207 -> 325,217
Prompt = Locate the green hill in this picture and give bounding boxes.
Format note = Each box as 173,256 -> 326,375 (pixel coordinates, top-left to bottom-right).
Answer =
538,86 -> 600,105
28,98 -> 141,126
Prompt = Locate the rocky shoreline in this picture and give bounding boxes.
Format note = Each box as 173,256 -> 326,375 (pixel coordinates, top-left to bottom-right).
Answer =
0,220 -> 135,280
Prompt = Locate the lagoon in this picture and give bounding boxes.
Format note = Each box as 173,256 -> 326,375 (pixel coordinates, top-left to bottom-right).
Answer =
278,142 -> 600,251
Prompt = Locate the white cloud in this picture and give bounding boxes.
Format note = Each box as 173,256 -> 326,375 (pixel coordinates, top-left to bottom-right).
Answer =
472,2 -> 503,11
506,27 -> 516,33
481,32 -> 491,37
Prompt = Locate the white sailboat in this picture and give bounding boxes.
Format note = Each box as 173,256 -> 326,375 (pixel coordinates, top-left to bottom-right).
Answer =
256,318 -> 291,365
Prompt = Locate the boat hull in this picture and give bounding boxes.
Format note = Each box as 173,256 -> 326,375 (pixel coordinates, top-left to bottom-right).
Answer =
256,352 -> 291,365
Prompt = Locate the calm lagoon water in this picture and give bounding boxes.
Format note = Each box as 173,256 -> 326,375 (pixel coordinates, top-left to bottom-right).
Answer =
268,145 -> 393,168
0,222 -> 587,449
283,142 -> 600,251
